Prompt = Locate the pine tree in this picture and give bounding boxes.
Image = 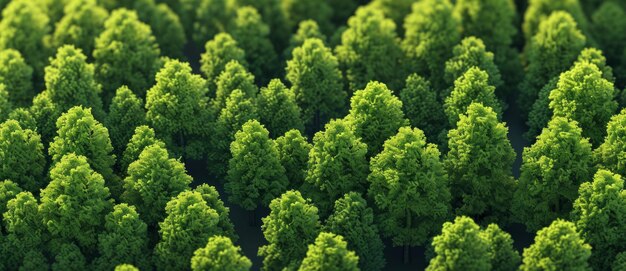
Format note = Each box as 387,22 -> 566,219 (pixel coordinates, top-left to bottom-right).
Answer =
298,232 -> 359,271
2,191 -> 46,268
399,74 -> 446,142
29,91 -> 62,145
444,67 -> 502,126
194,184 -> 238,241
120,125 -> 166,173
257,79 -> 304,138
595,109 -> 626,176
284,20 -> 326,59
191,236 -> 251,271
275,129 -> 312,188
481,224 -> 521,271
106,86 -> 146,154
200,33 -> 247,87
0,120 -> 45,192
213,60 -> 257,113
444,37 -> 503,97
0,49 -> 33,106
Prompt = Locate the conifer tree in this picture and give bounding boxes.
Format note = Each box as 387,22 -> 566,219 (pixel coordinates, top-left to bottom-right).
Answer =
400,74 -> 446,142
232,0 -> 290,51
513,117 -> 593,232
0,85 -> 9,122
120,125 -> 166,174
114,264 -> 139,271
0,120 -> 45,192
595,109 -> 626,176
2,191 -> 46,268
193,0 -> 231,46
275,129 -> 312,188
259,190 -> 321,270
7,108 -> 37,132
51,243 -> 87,271
286,38 -> 345,132
280,0 -> 333,34
591,2 -> 626,71
523,0 -> 588,41
257,79 -> 304,138
194,184 -> 238,241
200,33 -> 247,87
0,180 -> 22,221
121,144 -> 191,226
225,120 -> 288,210
213,60 -> 257,112
0,49 -> 33,106
51,0 -> 108,57
191,236 -> 252,271
284,20 -> 326,59
366,0 -> 415,28
445,103 -> 516,223
481,224 -> 521,271
298,232 -> 359,271
426,216 -> 492,270
369,127 -> 451,262
444,67 -> 502,126
106,86 -> 146,154
444,37 -> 503,97
131,0 -> 186,58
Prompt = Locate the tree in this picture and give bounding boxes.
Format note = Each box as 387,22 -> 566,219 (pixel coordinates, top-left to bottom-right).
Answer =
400,74 -> 446,143
445,103 -> 516,223
121,144 -> 191,226
280,0 -> 333,34
444,37 -> 503,98
228,6 -> 278,84
213,60 -> 257,112
286,38 -> 346,132
614,253 -> 626,271
426,216 -> 492,271
114,265 -> 139,271
208,89 -> 258,178
513,117 -> 593,232
325,192 -> 385,271
94,204 -> 150,271
146,59 -> 211,159
0,85 -> 10,122
41,0 -> 69,24
0,0 -> 50,80
48,106 -> 118,194
46,45 -> 105,121
120,125 -> 166,173
444,67 -> 502,126
298,232 -> 359,271
7,108 -> 37,132
106,86 -> 146,154
0,120 -> 45,192
18,250 -> 49,271
200,33 -> 247,87
305,119 -> 368,214
93,8 -> 161,98
366,0 -> 415,28
191,236 -> 252,271
29,91 -> 62,145
194,184 -> 238,241
0,180 -> 22,222
51,0 -> 108,57
154,191 -> 220,271
346,81 -> 408,157
571,170 -> 626,270
403,0 -> 460,89
257,79 -> 304,138
132,0 -> 186,58
0,49 -> 33,106
549,62 -> 617,146
520,219 -> 591,271
335,6 -> 404,92
284,20 -> 326,59
3,191 -> 46,268
51,243 -> 87,271
39,153 -> 113,251
522,0 -> 588,41
518,11 -> 586,116
595,109 -> 626,176
481,224 -> 521,271
225,120 -> 288,210
259,190 -> 321,270
369,127 -> 451,262
591,2 -> 626,72
275,129 -> 312,188
193,0 -> 232,46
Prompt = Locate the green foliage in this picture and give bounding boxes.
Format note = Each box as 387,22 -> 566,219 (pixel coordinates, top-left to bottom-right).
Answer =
154,191 -> 220,271
94,8 -> 161,98
114,265 -> 139,271
481,224 -> 521,271
213,60 -> 257,112
133,0 -> 186,58
259,190 -> 321,270
298,232 -> 359,271
614,252 -> 626,271
275,129 -> 311,188
426,216 -> 492,271
19,250 -> 49,271
305,119 -> 368,214
191,236 -> 251,271
200,33 -> 247,87
444,67 -> 502,126
193,0 -> 231,46
445,103 -> 516,223
280,0 -> 332,34
146,59 -> 211,159
591,2 -> 626,70
0,120 -> 45,192
257,79 -> 304,138
51,243 -> 87,271
3,191 -> 46,268
232,0 -> 290,51
94,204 -> 150,271
7,108 -> 37,132
284,20 -> 326,59
121,144 -> 191,226
208,89 -> 258,177
522,0 -> 588,41
403,0 -> 459,89
400,74 -> 446,142
366,0 -> 415,27
0,49 -> 33,106
0,180 -> 22,221
520,219 -> 591,271
29,91 -> 62,144
519,11 -> 586,115
286,38 -> 345,132
48,106 -> 118,194
51,0 -> 108,57
444,37 -> 503,97
225,120 -> 288,210
346,81 -> 408,157
325,192 -> 385,271
120,125 -> 166,173
0,84 -> 10,122
229,6 -> 278,84
39,153 -> 113,250
336,7 -> 404,92
45,45 -> 105,120
369,127 -> 451,247
194,184 -> 238,241
42,0 -> 70,24
0,0 -> 50,80
106,86 -> 146,154
549,62 -> 617,146
571,170 -> 626,270
513,117 -> 593,232
577,47 -> 615,83
595,109 -> 626,176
